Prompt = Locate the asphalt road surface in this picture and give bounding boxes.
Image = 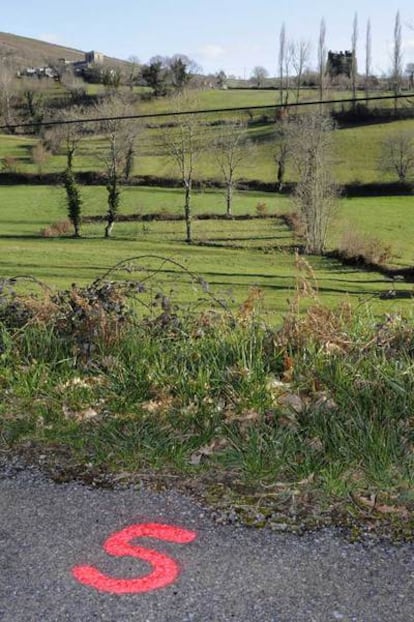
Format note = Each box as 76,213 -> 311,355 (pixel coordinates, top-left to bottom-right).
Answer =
1,463 -> 413,622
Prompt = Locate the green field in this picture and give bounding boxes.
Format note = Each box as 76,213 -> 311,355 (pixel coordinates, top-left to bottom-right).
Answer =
0,184 -> 412,320
2,84 -> 414,186
3,117 -> 414,185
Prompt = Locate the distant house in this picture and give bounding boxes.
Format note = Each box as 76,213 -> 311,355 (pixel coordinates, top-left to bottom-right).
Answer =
21,67 -> 37,76
19,51 -> 106,80
85,51 -> 104,65
72,51 -> 105,75
18,65 -> 57,79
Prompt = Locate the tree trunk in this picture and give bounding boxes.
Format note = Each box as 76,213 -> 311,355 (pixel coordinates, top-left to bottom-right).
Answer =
105,218 -> 114,238
67,149 -> 73,170
226,184 -> 233,217
184,183 -> 192,244
276,142 -> 288,192
277,158 -> 285,192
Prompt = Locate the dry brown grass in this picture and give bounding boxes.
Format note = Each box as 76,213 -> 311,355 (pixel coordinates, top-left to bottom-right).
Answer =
338,229 -> 394,265
40,220 -> 72,238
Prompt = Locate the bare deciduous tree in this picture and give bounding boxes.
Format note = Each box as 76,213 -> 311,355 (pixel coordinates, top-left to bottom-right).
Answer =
278,25 -> 295,106
61,73 -> 86,102
392,11 -> 403,111
318,19 -> 327,104
162,94 -> 203,243
274,114 -> 290,192
283,43 -> 293,105
279,23 -> 286,105
126,55 -> 141,91
97,96 -> 140,238
365,19 -> 372,100
291,40 -> 310,103
406,62 -> 414,89
44,108 -> 85,169
0,56 -> 16,130
251,66 -> 268,88
288,112 -> 338,254
351,13 -> 358,105
213,119 -> 252,217
31,142 -> 50,174
379,131 -> 414,183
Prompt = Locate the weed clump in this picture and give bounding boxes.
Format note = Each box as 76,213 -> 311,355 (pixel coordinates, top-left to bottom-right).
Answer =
255,202 -> 268,217
337,229 -> 394,266
40,220 -> 72,238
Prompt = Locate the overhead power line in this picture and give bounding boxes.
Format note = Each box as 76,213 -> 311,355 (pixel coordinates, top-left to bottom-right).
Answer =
0,93 -> 413,131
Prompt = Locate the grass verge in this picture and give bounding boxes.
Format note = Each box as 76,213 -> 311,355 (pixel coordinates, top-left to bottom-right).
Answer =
0,263 -> 413,539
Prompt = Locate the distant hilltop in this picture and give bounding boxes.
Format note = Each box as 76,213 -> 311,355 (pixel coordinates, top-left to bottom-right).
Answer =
0,31 -> 129,70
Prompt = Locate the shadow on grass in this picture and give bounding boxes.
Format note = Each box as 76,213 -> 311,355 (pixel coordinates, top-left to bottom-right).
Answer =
197,235 -> 291,243
379,290 -> 414,300
0,261 -> 109,273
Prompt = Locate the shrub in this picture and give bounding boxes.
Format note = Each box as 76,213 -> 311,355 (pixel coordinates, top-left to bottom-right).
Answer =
280,211 -> 305,239
1,155 -> 19,173
338,229 -> 394,265
255,202 -> 268,217
0,279 -> 135,362
40,220 -> 72,238
31,143 -> 50,174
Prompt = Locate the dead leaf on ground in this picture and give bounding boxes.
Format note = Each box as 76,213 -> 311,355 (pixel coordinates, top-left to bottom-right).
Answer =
313,392 -> 337,412
267,378 -> 292,389
58,376 -> 107,391
141,395 -> 173,414
306,436 -> 324,451
351,492 -> 377,511
77,407 -> 99,422
224,409 -> 262,432
266,377 -> 292,398
324,341 -> 347,354
62,405 -> 99,422
282,354 -> 295,382
277,413 -> 299,430
297,473 -> 315,486
277,392 -> 306,414
189,438 -> 229,466
375,503 -> 409,518
351,492 -> 409,518
59,377 -> 90,390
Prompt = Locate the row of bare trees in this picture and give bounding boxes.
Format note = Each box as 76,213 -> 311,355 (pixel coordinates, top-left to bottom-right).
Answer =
42,97 -> 139,239
274,11 -> 410,106
40,94 -> 254,242
42,93 -> 341,255
29,88 -> 414,254
161,100 -> 257,243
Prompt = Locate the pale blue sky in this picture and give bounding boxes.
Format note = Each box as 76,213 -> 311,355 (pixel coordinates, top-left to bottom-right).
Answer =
2,1 -> 414,77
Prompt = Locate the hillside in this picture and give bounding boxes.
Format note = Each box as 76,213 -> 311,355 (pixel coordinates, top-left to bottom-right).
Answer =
0,31 -> 130,70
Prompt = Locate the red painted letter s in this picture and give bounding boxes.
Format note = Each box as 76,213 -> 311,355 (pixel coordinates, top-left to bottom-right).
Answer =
72,522 -> 197,594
